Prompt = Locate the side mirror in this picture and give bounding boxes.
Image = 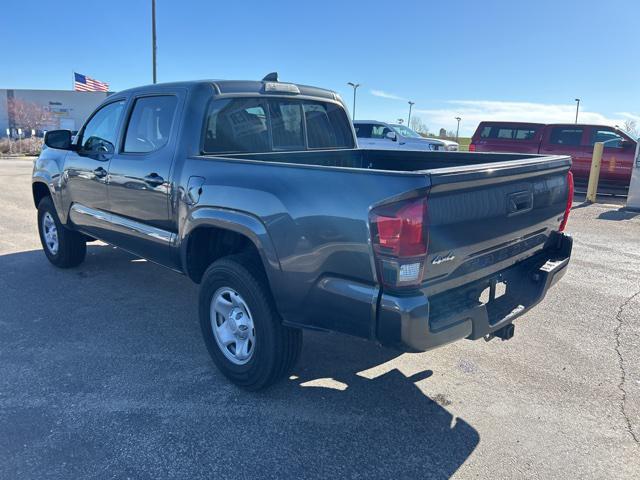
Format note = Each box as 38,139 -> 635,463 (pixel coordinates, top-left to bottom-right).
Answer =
44,130 -> 73,150
385,131 -> 397,141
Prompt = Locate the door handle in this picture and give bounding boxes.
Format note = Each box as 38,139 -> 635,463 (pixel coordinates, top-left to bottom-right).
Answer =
94,167 -> 108,179
144,173 -> 165,187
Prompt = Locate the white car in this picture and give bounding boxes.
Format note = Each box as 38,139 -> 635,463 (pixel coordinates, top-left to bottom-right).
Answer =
354,121 -> 458,151
436,138 -> 459,151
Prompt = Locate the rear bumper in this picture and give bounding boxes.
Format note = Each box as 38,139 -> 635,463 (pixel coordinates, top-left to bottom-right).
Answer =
376,232 -> 572,351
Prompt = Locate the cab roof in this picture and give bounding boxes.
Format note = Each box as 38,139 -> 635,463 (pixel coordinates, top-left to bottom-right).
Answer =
478,120 -> 623,130
113,79 -> 340,102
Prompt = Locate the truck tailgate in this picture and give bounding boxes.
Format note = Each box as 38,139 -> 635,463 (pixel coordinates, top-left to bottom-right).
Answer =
421,155 -> 571,297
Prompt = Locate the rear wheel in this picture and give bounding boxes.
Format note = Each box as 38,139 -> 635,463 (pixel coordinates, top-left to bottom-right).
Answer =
37,196 -> 86,268
198,254 -> 302,390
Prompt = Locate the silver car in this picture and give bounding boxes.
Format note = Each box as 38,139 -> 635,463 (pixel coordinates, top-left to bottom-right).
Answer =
354,121 -> 458,151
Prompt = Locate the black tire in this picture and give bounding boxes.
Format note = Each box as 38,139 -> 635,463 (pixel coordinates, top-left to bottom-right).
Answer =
199,254 -> 302,390
37,196 -> 86,268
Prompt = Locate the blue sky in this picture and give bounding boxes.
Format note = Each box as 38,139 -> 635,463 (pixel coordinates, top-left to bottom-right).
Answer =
2,0 -> 638,135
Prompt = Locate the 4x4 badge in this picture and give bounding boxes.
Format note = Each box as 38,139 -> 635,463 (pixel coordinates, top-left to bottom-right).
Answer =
432,252 -> 456,265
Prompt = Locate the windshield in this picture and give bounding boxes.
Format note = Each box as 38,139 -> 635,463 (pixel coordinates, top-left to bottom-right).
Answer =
390,124 -> 423,139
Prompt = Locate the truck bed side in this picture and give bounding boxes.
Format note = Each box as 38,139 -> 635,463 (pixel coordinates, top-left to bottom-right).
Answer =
174,154 -> 429,340
175,149 -> 571,344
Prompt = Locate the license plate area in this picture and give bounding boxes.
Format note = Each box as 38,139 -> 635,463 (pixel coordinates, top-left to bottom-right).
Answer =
477,277 -> 526,326
479,278 -> 508,304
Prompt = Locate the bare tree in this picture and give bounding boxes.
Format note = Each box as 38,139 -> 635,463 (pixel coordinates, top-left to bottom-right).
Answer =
623,119 -> 638,138
7,98 -> 53,134
410,116 -> 429,134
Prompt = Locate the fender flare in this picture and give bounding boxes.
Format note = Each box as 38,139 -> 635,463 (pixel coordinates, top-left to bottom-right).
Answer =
32,149 -> 70,224
180,207 -> 283,294
32,173 -> 69,223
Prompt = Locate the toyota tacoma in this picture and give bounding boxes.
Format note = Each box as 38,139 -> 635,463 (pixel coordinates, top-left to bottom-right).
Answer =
32,75 -> 573,389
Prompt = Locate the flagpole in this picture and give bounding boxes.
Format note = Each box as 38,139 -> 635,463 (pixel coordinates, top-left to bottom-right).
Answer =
152,0 -> 157,84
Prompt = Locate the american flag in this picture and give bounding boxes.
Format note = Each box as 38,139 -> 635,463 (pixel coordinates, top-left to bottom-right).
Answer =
74,72 -> 109,92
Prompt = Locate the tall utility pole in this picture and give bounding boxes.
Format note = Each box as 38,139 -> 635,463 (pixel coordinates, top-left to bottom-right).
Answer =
407,101 -> 415,127
152,0 -> 157,84
574,98 -> 580,124
347,82 -> 360,120
455,116 -> 461,142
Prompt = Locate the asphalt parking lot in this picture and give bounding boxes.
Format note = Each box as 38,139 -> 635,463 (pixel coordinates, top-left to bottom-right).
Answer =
1,157 -> 638,479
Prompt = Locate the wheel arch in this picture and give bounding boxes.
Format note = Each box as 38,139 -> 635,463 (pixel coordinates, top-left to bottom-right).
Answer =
32,173 -> 69,224
32,180 -> 51,208
180,208 -> 282,290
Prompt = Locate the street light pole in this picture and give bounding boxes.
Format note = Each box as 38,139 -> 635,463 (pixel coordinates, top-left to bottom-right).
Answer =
574,98 -> 580,124
407,101 -> 415,127
152,0 -> 157,84
455,116 -> 461,142
347,82 -> 360,120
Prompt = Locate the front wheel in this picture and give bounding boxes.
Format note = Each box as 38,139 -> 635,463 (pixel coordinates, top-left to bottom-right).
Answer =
37,196 -> 86,268
198,254 -> 302,390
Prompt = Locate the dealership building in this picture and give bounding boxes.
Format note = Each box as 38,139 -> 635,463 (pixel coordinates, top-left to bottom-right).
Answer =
0,89 -> 108,137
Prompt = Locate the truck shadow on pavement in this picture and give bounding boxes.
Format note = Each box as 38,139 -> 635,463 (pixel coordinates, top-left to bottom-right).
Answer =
0,245 -> 479,480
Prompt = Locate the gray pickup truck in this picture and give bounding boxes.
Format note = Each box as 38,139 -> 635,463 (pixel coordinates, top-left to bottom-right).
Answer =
33,75 -> 573,389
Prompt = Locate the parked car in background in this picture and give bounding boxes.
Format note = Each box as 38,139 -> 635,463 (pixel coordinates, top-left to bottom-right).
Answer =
437,138 -> 460,151
470,121 -> 637,186
354,121 -> 451,151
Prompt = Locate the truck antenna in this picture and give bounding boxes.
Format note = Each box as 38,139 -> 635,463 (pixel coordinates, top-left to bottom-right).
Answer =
262,72 -> 278,82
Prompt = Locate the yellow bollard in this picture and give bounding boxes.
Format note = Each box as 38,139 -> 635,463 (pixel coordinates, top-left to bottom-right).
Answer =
586,142 -> 604,203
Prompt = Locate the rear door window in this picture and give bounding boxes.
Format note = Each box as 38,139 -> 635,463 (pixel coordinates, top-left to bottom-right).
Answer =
549,127 -> 584,146
123,95 -> 177,153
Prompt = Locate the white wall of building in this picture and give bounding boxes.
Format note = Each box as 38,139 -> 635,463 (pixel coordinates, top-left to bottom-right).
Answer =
1,89 -> 108,137
0,92 -> 8,136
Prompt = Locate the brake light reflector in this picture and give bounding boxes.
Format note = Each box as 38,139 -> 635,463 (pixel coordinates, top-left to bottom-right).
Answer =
559,171 -> 574,231
370,197 -> 429,288
469,143 -> 476,152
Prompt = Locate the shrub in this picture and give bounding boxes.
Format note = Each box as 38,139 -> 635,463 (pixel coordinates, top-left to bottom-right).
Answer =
0,137 -> 43,156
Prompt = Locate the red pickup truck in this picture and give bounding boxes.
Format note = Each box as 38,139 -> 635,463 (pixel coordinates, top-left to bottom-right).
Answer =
470,122 -> 637,186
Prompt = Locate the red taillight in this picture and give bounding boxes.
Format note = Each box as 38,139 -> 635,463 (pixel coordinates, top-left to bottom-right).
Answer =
469,143 -> 476,152
372,200 -> 427,256
370,197 -> 429,288
559,171 -> 574,231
